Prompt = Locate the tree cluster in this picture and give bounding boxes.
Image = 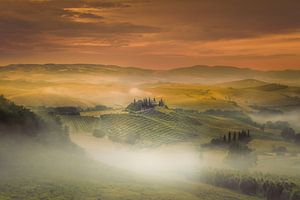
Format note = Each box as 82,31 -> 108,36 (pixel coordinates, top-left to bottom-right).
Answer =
272,146 -> 288,156
281,127 -> 300,144
264,121 -> 290,130
209,129 -> 251,147
200,169 -> 300,200
126,97 -> 166,111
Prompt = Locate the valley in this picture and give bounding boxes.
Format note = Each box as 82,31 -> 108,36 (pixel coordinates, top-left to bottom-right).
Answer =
1,64 -> 300,200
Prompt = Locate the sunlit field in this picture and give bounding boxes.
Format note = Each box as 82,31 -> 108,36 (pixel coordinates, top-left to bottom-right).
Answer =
1,64 -> 300,200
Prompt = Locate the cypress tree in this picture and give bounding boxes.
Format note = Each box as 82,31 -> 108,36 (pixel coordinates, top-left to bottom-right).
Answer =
223,135 -> 227,142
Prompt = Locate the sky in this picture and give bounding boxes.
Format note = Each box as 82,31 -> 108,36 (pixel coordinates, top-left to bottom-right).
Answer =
0,0 -> 299,70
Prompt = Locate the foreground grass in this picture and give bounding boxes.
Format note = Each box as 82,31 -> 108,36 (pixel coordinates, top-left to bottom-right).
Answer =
0,175 -> 264,200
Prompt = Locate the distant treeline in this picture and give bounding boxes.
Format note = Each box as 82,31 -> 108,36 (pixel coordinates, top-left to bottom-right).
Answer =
36,104 -> 109,116
48,107 -> 81,115
263,121 -> 290,131
203,109 -> 264,129
198,169 -> 300,200
280,127 -> 300,144
83,105 -> 110,112
262,120 -> 300,144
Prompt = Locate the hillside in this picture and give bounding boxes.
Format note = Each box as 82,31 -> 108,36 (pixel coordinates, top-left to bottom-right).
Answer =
164,65 -> 257,81
0,95 -> 43,136
214,79 -> 268,89
62,106 -> 278,148
253,83 -> 289,91
0,98 -> 267,200
1,64 -> 300,85
0,95 -> 74,149
140,82 -> 300,112
0,64 -> 300,110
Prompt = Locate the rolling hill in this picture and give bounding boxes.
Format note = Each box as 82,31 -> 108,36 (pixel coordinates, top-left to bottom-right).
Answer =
140,81 -> 300,112
0,64 -> 299,111
214,79 -> 268,89
1,64 -> 300,85
57,106 -> 278,149
0,97 -> 268,200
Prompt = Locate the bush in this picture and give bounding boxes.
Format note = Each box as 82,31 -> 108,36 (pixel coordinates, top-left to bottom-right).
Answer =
272,146 -> 288,156
295,134 -> 300,144
93,129 -> 106,138
281,127 -> 296,141
225,144 -> 257,169
291,190 -> 300,200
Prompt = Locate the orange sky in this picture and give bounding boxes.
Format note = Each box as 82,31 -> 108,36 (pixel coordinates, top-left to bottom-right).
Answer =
0,0 -> 299,70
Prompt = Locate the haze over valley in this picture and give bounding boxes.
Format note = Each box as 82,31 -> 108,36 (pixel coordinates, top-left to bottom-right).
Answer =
1,0 -> 300,199
1,63 -> 300,199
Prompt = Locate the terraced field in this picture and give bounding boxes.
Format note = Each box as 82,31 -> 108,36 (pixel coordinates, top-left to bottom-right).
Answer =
56,107 -> 277,148
99,111 -> 196,147
60,115 -> 100,133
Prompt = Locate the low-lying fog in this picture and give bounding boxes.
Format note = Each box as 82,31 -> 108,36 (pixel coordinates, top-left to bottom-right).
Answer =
70,133 -> 300,178
70,134 -> 202,176
250,109 -> 300,132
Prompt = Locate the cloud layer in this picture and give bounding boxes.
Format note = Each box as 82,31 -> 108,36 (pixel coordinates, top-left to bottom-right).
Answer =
0,0 -> 299,70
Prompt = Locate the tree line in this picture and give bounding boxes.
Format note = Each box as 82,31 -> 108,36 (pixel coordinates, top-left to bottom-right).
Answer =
204,129 -> 251,148
199,169 -> 300,200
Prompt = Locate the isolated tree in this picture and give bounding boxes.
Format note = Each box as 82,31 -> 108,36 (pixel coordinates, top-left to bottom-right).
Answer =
223,135 -> 227,142
233,132 -> 237,141
261,124 -> 265,132
295,134 -> 300,144
228,132 -> 231,142
158,98 -> 162,106
281,127 -> 295,141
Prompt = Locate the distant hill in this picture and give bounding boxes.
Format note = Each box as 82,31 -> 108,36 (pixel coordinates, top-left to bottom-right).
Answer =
165,65 -> 255,77
253,83 -> 289,91
0,64 -> 299,109
0,64 -> 299,85
0,64 -> 152,76
162,65 -> 300,85
140,81 -> 300,112
215,79 -> 268,89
